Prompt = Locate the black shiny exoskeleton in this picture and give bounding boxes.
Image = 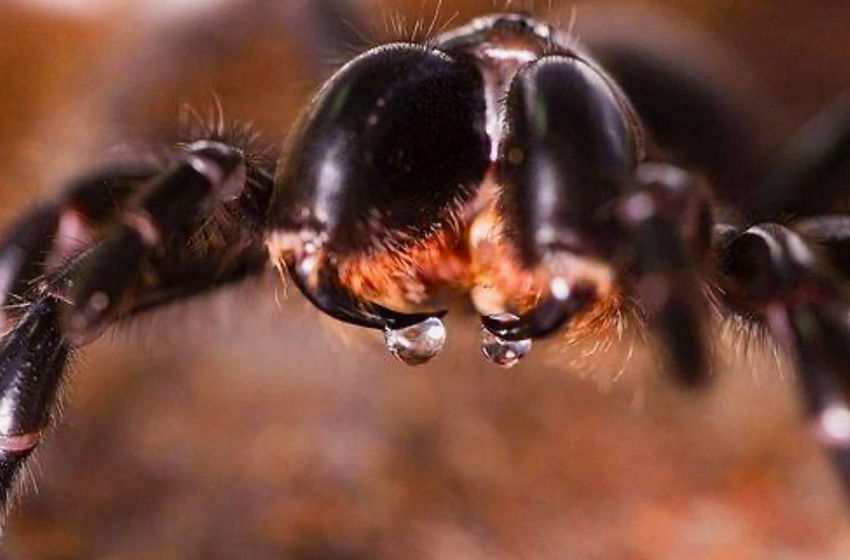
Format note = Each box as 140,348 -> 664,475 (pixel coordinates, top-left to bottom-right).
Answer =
2,10 -> 850,530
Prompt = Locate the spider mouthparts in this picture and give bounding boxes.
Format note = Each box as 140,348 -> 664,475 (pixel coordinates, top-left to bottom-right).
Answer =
477,277 -> 597,368
383,317 -> 447,366
481,277 -> 596,341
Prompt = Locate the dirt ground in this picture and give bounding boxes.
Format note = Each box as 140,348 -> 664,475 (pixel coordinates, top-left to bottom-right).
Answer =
2,1 -> 850,559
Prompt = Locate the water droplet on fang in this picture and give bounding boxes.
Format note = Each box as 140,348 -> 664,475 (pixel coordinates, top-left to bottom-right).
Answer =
384,317 -> 447,366
480,314 -> 532,368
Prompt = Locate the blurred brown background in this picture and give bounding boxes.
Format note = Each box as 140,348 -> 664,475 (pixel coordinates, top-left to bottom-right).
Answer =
2,1 -> 850,559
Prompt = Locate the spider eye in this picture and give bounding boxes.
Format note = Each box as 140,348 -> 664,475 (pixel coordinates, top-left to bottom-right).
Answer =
270,43 -> 490,253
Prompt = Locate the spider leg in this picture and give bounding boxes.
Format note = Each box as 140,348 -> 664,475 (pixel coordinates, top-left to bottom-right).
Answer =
796,216 -> 850,278
618,163 -> 713,386
0,139 -> 274,515
0,206 -> 60,323
62,141 -> 251,342
0,163 -> 160,516
753,91 -> 850,219
0,162 -> 161,326
718,223 -> 850,490
585,11 -> 770,208
0,293 -> 68,509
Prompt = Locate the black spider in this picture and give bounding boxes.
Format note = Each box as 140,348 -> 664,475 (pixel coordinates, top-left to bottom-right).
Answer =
1,9 -> 850,532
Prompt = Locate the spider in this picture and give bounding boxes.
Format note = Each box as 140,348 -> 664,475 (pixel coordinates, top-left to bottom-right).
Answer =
1,5 -> 850,542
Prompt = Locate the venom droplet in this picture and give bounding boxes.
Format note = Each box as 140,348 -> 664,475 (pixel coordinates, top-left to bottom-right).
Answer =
384,317 -> 447,366
480,314 -> 532,368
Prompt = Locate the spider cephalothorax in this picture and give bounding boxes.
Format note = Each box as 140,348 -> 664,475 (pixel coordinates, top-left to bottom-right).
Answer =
2,8 -> 850,532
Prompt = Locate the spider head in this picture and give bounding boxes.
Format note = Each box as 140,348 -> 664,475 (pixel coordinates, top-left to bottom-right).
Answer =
265,18 -> 642,368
